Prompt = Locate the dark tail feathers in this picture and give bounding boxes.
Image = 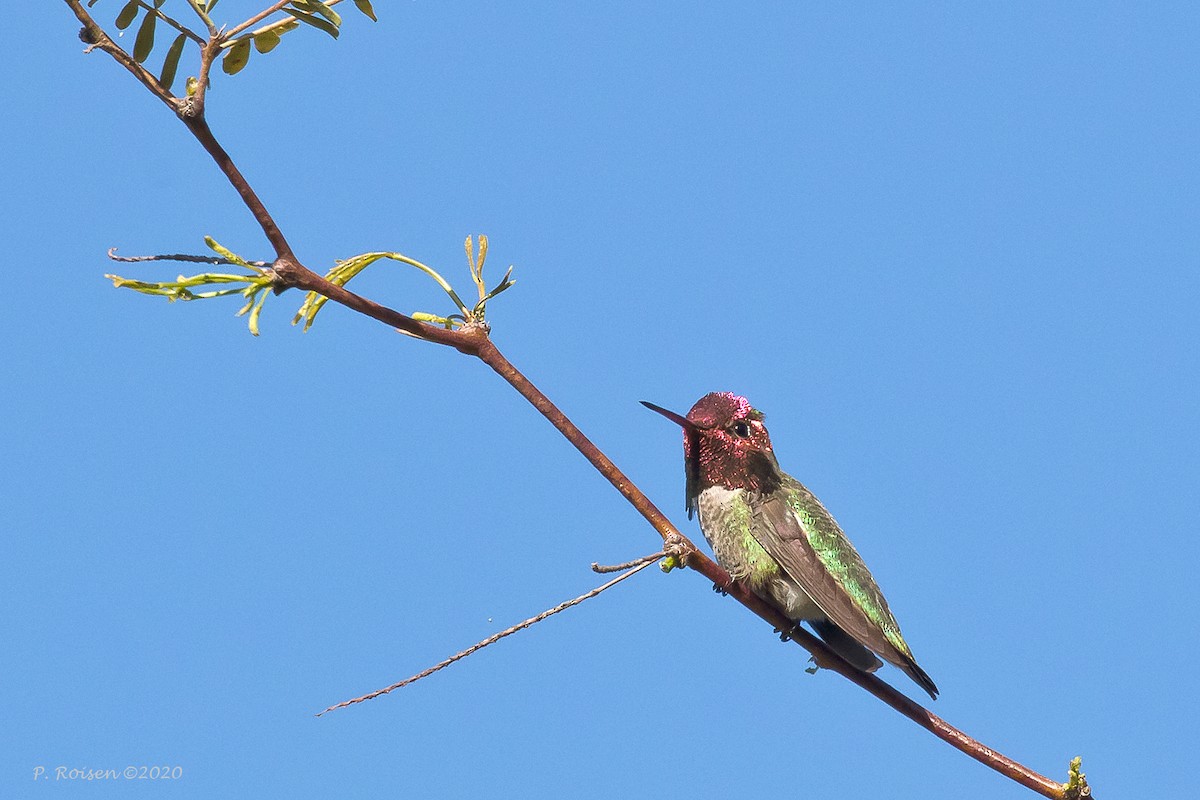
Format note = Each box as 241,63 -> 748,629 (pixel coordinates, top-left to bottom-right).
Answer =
810,619 -> 939,700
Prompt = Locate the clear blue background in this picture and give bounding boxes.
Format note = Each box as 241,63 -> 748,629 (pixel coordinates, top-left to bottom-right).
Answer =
4,2 -> 1197,797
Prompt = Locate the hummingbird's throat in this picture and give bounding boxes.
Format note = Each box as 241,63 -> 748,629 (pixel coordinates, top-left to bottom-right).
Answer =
690,436 -> 783,496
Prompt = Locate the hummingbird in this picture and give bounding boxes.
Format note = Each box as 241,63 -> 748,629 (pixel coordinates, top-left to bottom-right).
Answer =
642,392 -> 938,700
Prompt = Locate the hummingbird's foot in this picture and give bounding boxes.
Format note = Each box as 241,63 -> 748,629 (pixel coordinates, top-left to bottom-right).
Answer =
712,582 -> 729,596
774,624 -> 801,643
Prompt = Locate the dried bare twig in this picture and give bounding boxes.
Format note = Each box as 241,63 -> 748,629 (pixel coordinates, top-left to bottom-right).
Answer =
318,555 -> 663,715
107,248 -> 270,268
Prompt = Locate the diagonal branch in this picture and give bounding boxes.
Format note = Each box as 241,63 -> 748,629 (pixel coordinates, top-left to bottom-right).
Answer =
61,4 -> 1087,798
224,0 -> 294,39
471,342 -> 1071,800
66,0 -> 178,110
181,114 -> 298,262
135,1 -> 207,45
225,0 -> 349,42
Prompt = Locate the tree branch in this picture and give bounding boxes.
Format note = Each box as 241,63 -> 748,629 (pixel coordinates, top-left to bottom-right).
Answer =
135,1 -> 207,46
224,0 -> 295,40
184,0 -> 220,38
179,113 -> 298,261
472,340 -> 1073,799
66,0 -> 178,111
61,3 -> 1088,798
225,0 -> 348,43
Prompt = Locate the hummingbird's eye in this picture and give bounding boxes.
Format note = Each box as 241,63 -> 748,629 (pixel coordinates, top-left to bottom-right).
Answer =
730,421 -> 752,439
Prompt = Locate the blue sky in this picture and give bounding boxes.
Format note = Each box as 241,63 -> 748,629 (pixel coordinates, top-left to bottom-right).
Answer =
4,2 -> 1198,797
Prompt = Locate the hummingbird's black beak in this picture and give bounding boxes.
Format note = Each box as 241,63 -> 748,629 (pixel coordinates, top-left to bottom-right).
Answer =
642,400 -> 703,519
640,401 -> 694,430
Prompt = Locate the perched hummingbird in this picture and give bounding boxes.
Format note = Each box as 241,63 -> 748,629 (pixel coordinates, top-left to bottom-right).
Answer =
642,392 -> 938,699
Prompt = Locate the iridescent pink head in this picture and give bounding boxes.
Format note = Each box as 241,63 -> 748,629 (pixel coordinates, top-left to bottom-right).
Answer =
642,392 -> 782,515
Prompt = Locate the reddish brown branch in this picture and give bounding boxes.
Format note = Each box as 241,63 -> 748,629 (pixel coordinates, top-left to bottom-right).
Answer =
63,3 -> 1084,797
180,115 -> 298,262
65,0 -> 177,110
274,260 -> 485,352
472,339 -> 1070,800
474,339 -> 686,540
684,554 -> 1068,798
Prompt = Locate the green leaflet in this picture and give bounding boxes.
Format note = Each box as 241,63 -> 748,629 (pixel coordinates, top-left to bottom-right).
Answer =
285,7 -> 339,39
293,0 -> 342,27
115,0 -> 140,31
254,30 -> 282,54
354,0 -> 378,22
132,8 -> 157,63
159,33 -> 186,92
222,39 -> 251,75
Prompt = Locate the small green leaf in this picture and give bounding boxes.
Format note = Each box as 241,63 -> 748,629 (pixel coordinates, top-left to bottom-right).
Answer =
204,236 -> 251,266
205,0 -> 221,11
286,7 -> 340,39
115,0 -> 140,30
88,0 -> 102,7
353,0 -> 378,22
294,0 -> 342,27
222,39 -> 251,75
248,290 -> 268,336
159,33 -> 186,91
185,76 -> 199,96
253,30 -> 281,54
132,10 -> 157,63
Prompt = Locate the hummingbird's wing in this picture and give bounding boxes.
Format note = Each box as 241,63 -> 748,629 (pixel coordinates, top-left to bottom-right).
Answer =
749,477 -> 939,700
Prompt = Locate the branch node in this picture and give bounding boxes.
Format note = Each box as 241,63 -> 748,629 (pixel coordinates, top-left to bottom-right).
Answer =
270,256 -> 303,290
660,531 -> 694,573
460,319 -> 491,337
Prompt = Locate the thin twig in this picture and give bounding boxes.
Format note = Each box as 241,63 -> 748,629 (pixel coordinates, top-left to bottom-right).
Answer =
178,114 -> 296,261
224,0 -> 348,43
223,0 -> 291,39
107,248 -> 270,267
318,556 -> 661,715
592,552 -> 664,573
183,0 -> 219,38
135,1 -> 207,45
247,0 -> 347,39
